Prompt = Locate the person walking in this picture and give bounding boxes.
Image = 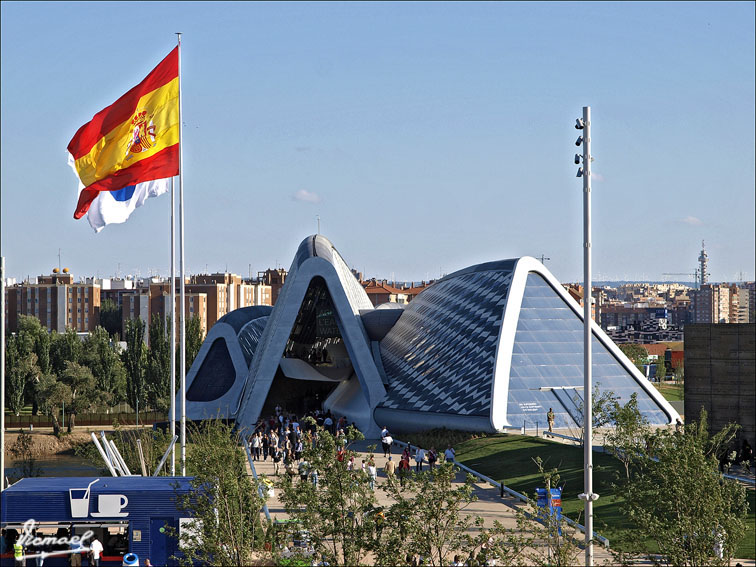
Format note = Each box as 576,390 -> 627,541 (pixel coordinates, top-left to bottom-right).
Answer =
398,455 -> 410,487
414,447 -> 426,472
251,432 -> 261,461
547,408 -> 555,433
262,432 -> 271,461
427,448 -> 437,470
444,445 -> 456,463
381,429 -> 393,457
385,456 -> 396,480
368,458 -> 377,490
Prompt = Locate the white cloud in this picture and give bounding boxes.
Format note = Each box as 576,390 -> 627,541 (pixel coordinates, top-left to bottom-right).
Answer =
292,189 -> 321,204
681,216 -> 704,226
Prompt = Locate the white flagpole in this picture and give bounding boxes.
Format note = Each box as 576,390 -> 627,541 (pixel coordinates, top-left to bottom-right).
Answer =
170,177 -> 176,476
176,32 -> 187,476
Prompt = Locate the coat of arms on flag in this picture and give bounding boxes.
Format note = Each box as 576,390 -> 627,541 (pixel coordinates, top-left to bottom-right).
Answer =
67,48 -> 179,232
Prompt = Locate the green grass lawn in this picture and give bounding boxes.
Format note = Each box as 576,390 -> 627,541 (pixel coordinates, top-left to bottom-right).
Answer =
456,434 -> 754,559
653,382 -> 684,401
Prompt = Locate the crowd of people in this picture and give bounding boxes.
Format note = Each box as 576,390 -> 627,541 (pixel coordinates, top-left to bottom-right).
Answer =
248,406 -> 460,494
248,406 -> 360,478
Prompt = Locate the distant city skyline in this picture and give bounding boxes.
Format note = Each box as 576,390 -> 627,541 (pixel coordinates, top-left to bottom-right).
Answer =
2,2 -> 754,284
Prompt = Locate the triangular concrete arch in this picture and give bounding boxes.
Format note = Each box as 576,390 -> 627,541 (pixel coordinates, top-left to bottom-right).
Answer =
234,236 -> 386,436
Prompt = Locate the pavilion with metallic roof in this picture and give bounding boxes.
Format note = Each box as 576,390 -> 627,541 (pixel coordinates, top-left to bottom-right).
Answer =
181,235 -> 678,437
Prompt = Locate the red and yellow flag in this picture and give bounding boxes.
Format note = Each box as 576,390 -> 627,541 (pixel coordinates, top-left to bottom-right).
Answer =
68,47 -> 179,219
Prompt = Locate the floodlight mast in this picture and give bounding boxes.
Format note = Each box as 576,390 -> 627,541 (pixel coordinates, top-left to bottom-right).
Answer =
576,106 -> 598,565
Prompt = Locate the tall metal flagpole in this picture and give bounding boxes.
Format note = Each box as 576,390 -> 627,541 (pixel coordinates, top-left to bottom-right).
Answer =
170,178 -> 176,476
176,32 -> 187,476
576,106 -> 598,566
1,256 -> 6,491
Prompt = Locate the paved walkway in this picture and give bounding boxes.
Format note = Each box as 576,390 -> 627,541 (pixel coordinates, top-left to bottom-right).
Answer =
246,437 -> 754,566
246,438 -> 625,565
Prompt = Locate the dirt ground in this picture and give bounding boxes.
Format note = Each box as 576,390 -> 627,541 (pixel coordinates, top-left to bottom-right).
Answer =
2,426 -> 111,460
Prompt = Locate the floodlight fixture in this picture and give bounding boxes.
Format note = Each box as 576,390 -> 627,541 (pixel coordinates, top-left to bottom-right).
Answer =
575,136 -> 583,146
575,118 -> 585,129
574,154 -> 581,164
577,168 -> 583,177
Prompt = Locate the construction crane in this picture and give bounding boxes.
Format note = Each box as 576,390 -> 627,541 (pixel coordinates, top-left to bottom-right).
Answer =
662,269 -> 700,289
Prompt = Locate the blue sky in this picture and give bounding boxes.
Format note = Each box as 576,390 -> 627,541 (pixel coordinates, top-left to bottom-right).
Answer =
1,2 -> 754,284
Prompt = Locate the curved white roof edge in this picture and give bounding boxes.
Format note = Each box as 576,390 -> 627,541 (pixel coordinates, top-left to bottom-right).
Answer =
234,236 -> 386,432
490,256 -> 679,431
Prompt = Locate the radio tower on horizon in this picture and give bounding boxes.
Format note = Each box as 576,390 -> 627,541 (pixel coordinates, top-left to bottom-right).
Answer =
698,240 -> 709,285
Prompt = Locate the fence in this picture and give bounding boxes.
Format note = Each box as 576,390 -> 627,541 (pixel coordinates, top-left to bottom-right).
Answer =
4,412 -> 167,428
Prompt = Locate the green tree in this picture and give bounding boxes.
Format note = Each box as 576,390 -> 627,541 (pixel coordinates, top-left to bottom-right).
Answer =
146,314 -> 172,413
618,343 -> 649,368
604,392 -> 650,479
82,326 -> 127,408
4,335 -> 26,415
174,420 -> 266,566
276,425 -> 377,566
12,316 -> 50,414
672,358 -> 684,383
17,315 -> 51,375
10,430 -> 43,478
18,351 -> 42,413
574,383 -> 619,446
519,458 -> 583,567
378,462 -> 531,567
35,373 -> 72,436
185,315 -> 203,370
111,424 -> 173,476
623,409 -> 748,566
122,318 -> 147,414
378,463 -> 477,565
60,361 -> 100,432
49,327 -> 83,375
99,298 -> 123,339
4,335 -> 42,416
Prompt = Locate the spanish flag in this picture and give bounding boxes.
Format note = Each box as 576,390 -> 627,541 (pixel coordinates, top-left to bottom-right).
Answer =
68,47 -> 179,226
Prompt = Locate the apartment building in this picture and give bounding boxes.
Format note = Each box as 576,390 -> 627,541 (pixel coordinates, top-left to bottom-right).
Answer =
118,273 -> 270,342
729,284 -> 751,323
259,268 -> 287,304
691,284 -> 732,323
5,270 -> 100,333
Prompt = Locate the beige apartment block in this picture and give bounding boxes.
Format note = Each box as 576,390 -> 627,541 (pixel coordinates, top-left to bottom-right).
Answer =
5,271 -> 100,333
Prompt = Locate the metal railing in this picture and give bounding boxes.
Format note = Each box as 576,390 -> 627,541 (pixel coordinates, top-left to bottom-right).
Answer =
392,438 -> 610,549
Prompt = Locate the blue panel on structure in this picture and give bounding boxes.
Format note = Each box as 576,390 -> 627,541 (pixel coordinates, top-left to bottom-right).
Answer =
150,517 -> 178,567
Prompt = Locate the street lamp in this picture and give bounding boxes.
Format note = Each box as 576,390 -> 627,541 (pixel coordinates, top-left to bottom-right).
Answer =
575,106 -> 598,566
